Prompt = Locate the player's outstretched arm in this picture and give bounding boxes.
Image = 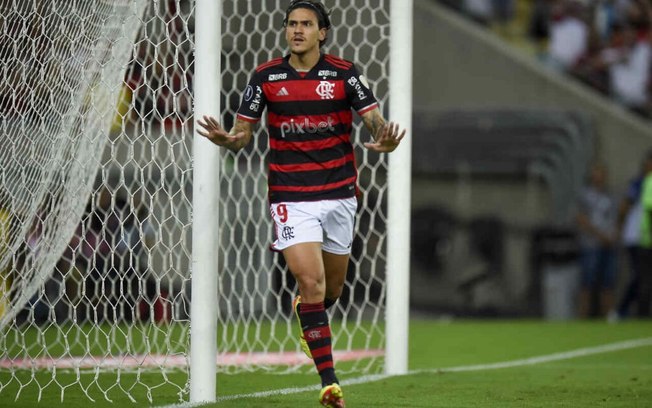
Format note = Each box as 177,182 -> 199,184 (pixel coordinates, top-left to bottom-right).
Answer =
361,108 -> 405,153
197,115 -> 253,152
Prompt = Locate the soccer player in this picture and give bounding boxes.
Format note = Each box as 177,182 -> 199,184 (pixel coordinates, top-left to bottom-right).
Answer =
197,1 -> 405,406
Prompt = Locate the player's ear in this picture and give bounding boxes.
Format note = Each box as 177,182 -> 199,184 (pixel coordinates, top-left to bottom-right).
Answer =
319,27 -> 326,42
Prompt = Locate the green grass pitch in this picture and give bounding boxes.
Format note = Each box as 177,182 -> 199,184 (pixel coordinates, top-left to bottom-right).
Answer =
1,319 -> 651,407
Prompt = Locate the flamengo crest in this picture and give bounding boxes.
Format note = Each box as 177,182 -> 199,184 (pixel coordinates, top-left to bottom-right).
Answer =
316,81 -> 335,100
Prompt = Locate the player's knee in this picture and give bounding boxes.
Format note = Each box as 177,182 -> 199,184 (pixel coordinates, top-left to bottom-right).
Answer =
296,276 -> 326,299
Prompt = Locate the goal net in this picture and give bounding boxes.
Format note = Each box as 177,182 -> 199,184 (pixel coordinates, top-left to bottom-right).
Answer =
0,0 -> 392,403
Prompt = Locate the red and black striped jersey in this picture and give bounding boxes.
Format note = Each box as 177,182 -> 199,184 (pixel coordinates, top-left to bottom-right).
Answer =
236,53 -> 379,203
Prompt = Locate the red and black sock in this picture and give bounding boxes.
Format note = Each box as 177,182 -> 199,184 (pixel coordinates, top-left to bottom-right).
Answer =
295,297 -> 337,313
299,301 -> 338,387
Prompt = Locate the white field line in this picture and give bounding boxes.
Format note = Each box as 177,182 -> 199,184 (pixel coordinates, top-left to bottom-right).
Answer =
158,336 -> 652,407
414,337 -> 652,374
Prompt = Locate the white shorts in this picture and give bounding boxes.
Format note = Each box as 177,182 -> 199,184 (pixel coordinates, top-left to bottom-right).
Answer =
270,197 -> 358,255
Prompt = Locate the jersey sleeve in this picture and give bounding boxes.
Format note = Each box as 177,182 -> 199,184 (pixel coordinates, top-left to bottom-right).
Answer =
236,70 -> 266,123
344,64 -> 379,116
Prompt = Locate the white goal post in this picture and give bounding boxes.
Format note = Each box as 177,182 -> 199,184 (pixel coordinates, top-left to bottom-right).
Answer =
191,0 -> 222,402
0,0 -> 412,404
386,0 -> 413,377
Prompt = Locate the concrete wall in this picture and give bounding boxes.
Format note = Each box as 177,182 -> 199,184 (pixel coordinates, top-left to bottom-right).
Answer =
409,1 -> 652,316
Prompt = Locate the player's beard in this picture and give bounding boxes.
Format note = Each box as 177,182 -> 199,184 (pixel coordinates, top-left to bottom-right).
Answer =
289,42 -> 320,59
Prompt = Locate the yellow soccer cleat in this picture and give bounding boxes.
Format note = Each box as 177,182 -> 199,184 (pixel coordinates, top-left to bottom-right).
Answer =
319,383 -> 345,407
292,295 -> 312,359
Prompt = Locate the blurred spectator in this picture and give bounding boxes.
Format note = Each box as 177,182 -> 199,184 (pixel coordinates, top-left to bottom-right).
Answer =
124,0 -> 194,130
575,162 -> 619,318
593,0 -> 618,43
19,207 -> 72,324
610,8 -> 651,115
639,150 -> 652,317
546,1 -> 590,71
462,0 -> 515,33
464,0 -> 495,26
440,0 -> 652,118
612,150 -> 652,320
573,23 -> 630,96
114,195 -> 159,322
70,190 -> 114,322
493,0 -> 516,25
494,0 -> 517,37
545,0 -> 652,116
529,0 -> 553,58
580,31 -> 650,114
70,188 -> 156,323
580,1 -> 651,116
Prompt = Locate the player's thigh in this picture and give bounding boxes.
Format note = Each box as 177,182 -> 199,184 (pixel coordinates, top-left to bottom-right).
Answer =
283,242 -> 325,278
321,197 -> 357,255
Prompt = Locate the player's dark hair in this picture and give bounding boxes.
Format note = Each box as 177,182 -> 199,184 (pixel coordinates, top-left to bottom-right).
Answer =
283,0 -> 331,46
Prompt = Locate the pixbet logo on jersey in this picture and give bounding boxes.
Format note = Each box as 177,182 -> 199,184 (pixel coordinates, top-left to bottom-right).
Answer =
280,117 -> 336,138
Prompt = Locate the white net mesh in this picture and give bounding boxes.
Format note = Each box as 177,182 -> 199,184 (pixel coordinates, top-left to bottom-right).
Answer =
0,0 -> 391,403
0,0 -> 148,326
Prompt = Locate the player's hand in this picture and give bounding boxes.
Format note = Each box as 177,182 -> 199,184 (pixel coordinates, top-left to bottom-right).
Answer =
197,115 -> 246,149
363,121 -> 405,153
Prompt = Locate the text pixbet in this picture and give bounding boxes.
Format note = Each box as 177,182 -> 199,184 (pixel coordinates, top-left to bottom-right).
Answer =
280,117 -> 335,138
